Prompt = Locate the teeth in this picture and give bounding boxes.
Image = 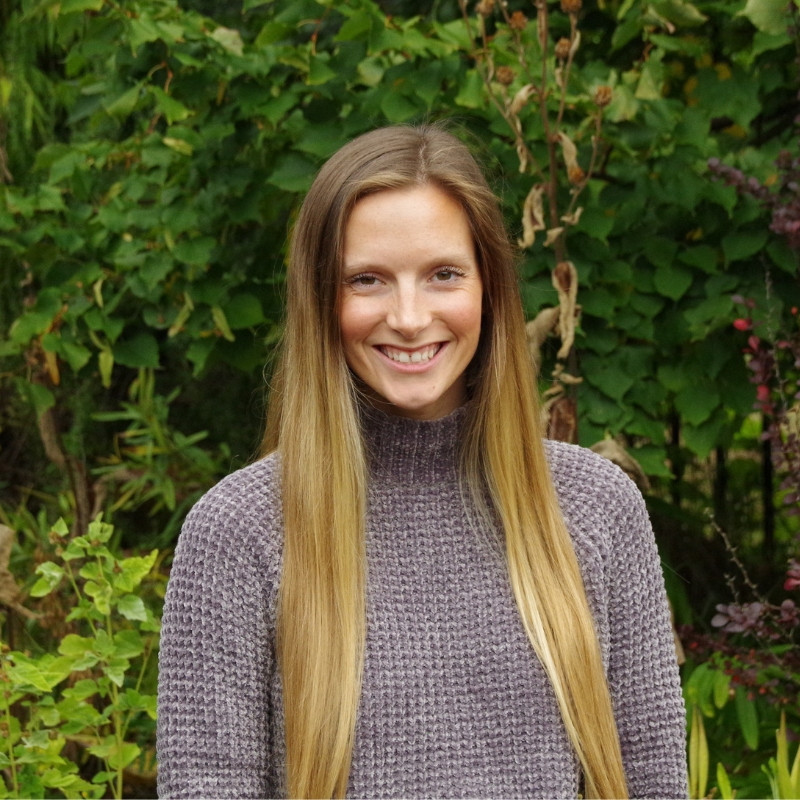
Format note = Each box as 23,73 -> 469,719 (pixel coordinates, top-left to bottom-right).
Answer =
382,345 -> 439,364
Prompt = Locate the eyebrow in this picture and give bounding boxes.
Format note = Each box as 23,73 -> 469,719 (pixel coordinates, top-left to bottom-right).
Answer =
342,253 -> 478,273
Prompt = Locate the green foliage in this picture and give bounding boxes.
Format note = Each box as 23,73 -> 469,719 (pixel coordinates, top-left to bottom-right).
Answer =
1,517 -> 159,799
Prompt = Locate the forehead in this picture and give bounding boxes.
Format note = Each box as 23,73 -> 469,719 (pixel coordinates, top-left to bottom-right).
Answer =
342,184 -> 476,269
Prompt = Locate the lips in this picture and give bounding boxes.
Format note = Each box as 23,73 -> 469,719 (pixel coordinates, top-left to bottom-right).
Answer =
373,342 -> 447,372
379,343 -> 442,364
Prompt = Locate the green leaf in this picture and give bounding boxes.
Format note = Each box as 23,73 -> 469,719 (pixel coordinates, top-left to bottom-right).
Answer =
114,550 -> 158,592
739,0 -> 790,34
150,87 -> 192,125
104,84 -> 141,118
114,334 -> 160,369
679,245 -> 718,273
211,306 -> 236,342
108,742 -> 141,771
27,382 -> 55,420
683,412 -> 728,459
722,230 -> 769,263
104,656 -> 130,687
713,670 -> 731,709
62,341 -> 92,372
454,70 -> 484,109
380,92 -> 419,123
675,383 -> 720,426
308,55 -> 337,85
735,686 -> 759,750
210,26 -> 244,56
653,263 -> 692,301
83,580 -> 113,615
30,562 -> 64,597
223,294 -> 265,329
173,236 -> 215,266
60,0 -> 104,12
99,349 -> 114,388
117,594 -> 147,621
113,630 -> 145,659
268,153 -> 317,193
58,634 -> 95,659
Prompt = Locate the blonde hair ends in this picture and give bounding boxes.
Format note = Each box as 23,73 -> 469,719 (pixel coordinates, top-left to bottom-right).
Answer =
263,125 -> 629,799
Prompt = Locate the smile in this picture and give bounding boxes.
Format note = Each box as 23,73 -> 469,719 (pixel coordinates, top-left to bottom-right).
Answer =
378,344 -> 443,364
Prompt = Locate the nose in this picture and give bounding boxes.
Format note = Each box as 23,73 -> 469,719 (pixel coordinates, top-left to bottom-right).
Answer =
386,283 -> 431,340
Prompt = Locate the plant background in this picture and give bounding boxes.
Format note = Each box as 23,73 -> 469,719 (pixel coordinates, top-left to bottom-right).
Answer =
0,0 -> 799,796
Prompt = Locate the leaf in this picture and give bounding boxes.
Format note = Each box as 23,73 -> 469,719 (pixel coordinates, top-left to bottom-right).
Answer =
211,306 -> 236,342
114,333 -> 160,369
150,87 -> 192,125
454,70 -> 484,109
210,26 -> 244,56
308,55 -> 337,85
689,705 -> 709,800
104,84 -> 141,119
26,382 -> 55,420
117,594 -> 147,621
30,562 -> 64,597
675,382 -> 720,426
722,230 -> 769,263
223,294 -> 265,329
99,350 -> 114,388
380,92 -> 419,123
113,629 -> 145,659
267,153 -> 317,192
713,670 -> 731,709
653,263 -> 692,301
162,137 -> 193,156
60,0 -> 104,12
716,763 -> 733,800
114,550 -> 158,592
173,236 -> 215,266
739,0 -> 791,34
735,686 -> 759,750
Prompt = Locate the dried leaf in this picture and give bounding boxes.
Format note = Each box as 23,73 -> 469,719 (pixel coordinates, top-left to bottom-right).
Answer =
547,395 -> 578,443
509,84 -> 536,115
561,207 -> 583,226
544,227 -> 564,248
590,439 -> 650,490
525,306 -> 559,372
569,29 -> 581,57
558,131 -> 579,172
517,184 -> 546,248
552,260 -> 579,359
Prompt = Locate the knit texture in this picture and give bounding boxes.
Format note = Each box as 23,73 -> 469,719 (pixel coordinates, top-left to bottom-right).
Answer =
157,405 -> 688,799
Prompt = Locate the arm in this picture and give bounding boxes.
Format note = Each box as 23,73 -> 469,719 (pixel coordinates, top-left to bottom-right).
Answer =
606,476 -> 688,799
157,470 -> 281,798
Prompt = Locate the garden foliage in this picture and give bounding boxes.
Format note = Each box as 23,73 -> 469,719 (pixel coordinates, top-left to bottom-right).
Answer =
0,0 -> 799,795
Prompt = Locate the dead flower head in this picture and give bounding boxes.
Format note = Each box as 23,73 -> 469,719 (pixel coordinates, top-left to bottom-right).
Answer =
593,85 -> 613,108
568,165 -> 585,185
555,37 -> 571,61
560,0 -> 582,13
509,10 -> 528,29
495,66 -> 515,86
476,0 -> 495,17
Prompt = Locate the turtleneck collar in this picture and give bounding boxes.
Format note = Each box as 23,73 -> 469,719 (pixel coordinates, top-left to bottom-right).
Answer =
359,402 -> 469,484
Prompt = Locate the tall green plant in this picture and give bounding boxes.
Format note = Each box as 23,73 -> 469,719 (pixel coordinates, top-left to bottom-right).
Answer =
1,517 -> 159,799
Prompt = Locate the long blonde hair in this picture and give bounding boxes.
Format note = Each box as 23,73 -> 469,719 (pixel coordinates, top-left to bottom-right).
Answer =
263,125 -> 628,799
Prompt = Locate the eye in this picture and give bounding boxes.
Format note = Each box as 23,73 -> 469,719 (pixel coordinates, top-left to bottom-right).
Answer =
432,267 -> 464,282
347,273 -> 380,286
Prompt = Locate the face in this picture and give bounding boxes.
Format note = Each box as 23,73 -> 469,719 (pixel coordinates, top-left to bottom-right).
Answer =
339,184 -> 483,421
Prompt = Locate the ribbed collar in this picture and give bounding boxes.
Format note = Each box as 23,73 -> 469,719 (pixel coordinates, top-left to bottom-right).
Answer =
359,402 -> 468,484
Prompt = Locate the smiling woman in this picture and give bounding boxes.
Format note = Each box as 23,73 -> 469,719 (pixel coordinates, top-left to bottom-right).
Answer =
340,184 -> 483,420
156,125 -> 688,800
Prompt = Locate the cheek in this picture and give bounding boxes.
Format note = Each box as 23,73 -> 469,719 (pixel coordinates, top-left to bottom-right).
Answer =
339,297 -> 377,355
450,292 -> 483,344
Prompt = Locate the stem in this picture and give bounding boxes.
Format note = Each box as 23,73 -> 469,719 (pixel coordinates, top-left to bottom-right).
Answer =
2,684 -> 19,796
121,636 -> 154,741
103,602 -> 125,800
555,14 -> 578,131
64,560 -> 97,636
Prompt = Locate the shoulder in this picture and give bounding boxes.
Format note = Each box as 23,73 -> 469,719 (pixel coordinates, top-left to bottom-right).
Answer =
543,438 -> 644,517
173,452 -> 283,574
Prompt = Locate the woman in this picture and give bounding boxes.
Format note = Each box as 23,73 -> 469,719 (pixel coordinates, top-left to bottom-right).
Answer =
157,125 -> 687,799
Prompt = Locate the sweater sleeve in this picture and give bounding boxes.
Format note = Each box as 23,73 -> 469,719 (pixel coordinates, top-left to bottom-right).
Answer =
156,461 -> 282,799
605,473 -> 688,799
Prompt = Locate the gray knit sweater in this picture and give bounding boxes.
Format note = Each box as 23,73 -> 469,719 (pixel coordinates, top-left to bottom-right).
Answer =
157,405 -> 688,799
